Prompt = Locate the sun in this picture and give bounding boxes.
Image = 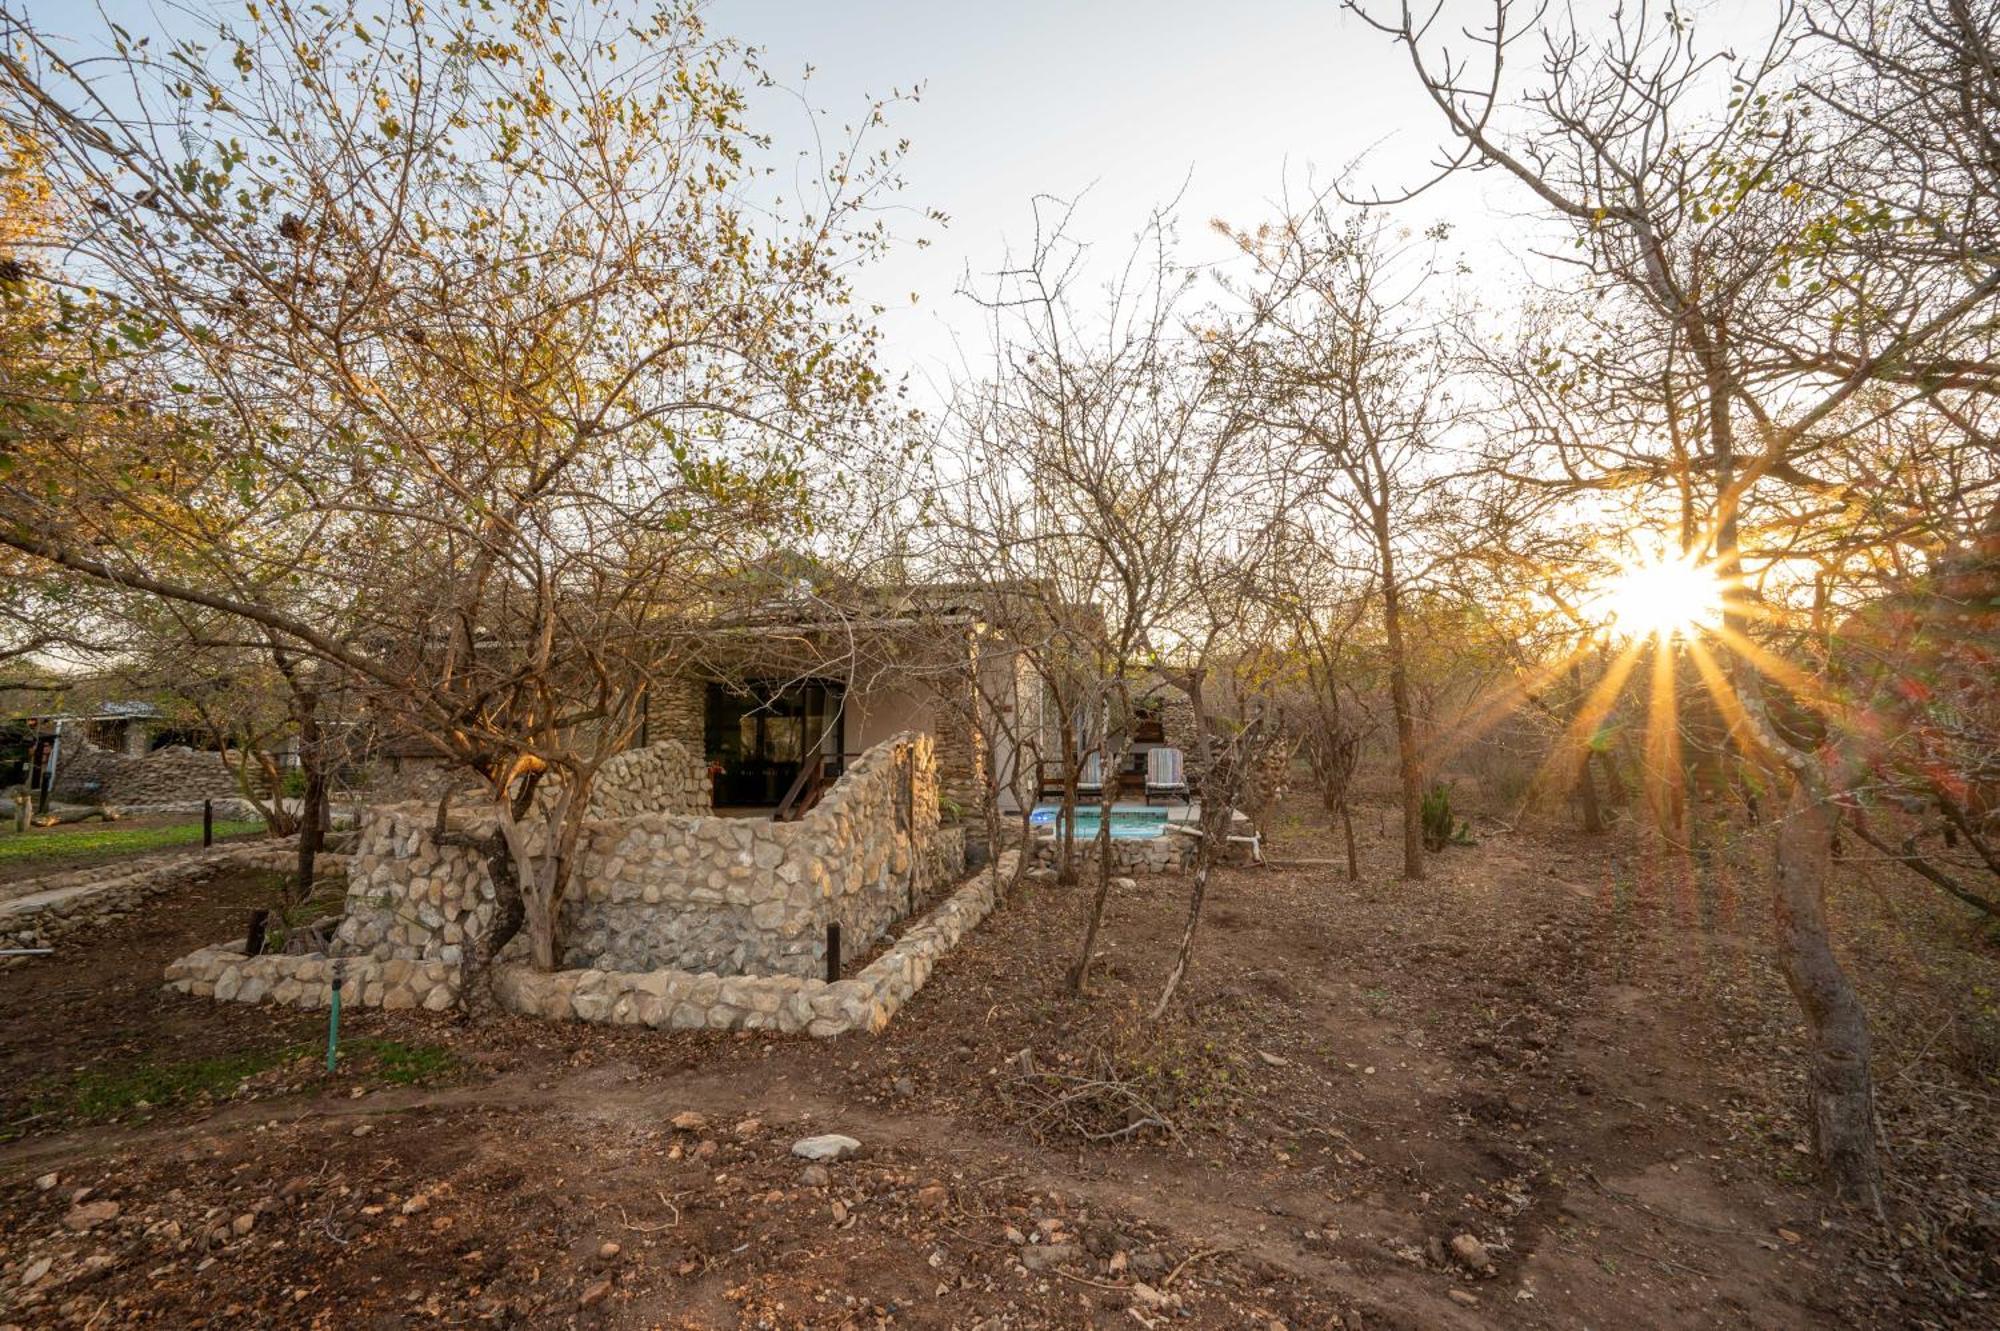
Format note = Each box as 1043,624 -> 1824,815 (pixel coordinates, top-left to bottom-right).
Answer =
1598,554 -> 1724,640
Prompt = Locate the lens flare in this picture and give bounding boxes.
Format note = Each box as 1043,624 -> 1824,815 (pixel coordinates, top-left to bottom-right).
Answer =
1599,555 -> 1723,641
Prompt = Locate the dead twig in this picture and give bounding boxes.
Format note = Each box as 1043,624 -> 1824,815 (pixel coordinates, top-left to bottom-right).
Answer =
1161,1246 -> 1226,1288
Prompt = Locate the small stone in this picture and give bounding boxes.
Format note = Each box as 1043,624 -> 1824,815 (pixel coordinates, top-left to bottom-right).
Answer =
915,1183 -> 949,1211
1448,1289 -> 1479,1307
1108,1250 -> 1128,1275
19,1255 -> 52,1287
831,1199 -> 850,1223
34,1172 -> 58,1192
1021,1242 -> 1080,1272
231,1212 -> 257,1237
733,1117 -> 763,1137
670,1111 -> 708,1132
892,1075 -> 914,1096
692,1140 -> 718,1161
400,1194 -> 429,1216
351,1123 -> 374,1138
798,1164 -> 831,1188
1449,1233 -> 1491,1272
1004,1225 -> 1027,1245
791,1133 -> 861,1162
63,1200 -> 120,1232
579,1277 -> 613,1308
1129,1280 -> 1167,1307
598,1241 -> 621,1260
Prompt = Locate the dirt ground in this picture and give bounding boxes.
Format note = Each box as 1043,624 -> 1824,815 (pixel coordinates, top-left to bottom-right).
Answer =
1,790 -> 1995,1329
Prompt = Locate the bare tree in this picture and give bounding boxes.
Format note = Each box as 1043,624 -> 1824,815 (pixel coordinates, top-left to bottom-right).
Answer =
1222,203 -> 1474,880
0,0 -> 908,975
1350,0 -> 2000,1206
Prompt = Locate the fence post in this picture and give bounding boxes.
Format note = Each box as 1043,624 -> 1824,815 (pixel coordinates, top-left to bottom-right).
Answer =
202,798 -> 214,847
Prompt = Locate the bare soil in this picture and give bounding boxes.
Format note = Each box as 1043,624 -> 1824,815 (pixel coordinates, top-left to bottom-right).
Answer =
0,793 -> 1994,1329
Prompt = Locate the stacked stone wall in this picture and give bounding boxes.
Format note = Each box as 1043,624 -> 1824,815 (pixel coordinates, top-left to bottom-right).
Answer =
322,734 -> 939,980
167,935 -> 459,1012
3,839 -> 302,965
331,806 -> 501,967
1030,832 -> 1192,875
586,740 -> 711,819
50,737 -> 239,805
172,733 -> 962,1021
492,850 -> 1015,1035
559,733 -> 940,977
643,676 -> 707,762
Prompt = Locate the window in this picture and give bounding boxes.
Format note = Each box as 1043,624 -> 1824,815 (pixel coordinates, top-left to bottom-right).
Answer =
703,680 -> 845,805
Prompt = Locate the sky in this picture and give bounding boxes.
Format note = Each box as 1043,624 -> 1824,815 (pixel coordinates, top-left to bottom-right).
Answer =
710,0 -> 1494,399
64,0 -> 1779,407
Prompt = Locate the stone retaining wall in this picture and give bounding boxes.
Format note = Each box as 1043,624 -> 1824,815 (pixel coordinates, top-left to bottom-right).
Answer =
164,846 -> 1011,1033
326,734 -> 941,980
2,838 -> 303,965
560,734 -> 942,976
1031,832 -> 1191,875
165,925 -> 459,1012
168,734 -> 970,1023
492,850 -> 1016,1036
50,738 -> 240,805
331,803 -> 500,967
586,740 -> 711,819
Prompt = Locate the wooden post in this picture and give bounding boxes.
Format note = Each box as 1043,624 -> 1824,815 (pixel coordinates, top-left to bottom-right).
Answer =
825,922 -> 841,982
202,798 -> 214,847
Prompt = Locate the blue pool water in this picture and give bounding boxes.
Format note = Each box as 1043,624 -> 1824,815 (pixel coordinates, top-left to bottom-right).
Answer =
1029,806 -> 1170,840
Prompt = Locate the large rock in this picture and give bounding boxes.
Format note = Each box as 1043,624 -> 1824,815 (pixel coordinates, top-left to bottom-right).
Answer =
790,1133 -> 861,1162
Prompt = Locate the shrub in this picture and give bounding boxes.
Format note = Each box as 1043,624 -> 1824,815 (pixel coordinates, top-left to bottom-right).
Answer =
1421,781 -> 1472,852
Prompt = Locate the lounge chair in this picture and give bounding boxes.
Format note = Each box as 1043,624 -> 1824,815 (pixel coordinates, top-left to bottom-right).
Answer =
1076,751 -> 1106,797
1145,746 -> 1189,803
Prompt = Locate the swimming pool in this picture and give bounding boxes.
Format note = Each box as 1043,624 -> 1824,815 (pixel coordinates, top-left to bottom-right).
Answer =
1029,806 -> 1170,840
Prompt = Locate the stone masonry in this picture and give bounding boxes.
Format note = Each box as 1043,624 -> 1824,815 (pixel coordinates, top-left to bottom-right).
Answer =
50,737 -> 239,805
170,734 -> 973,1028
558,734 -> 942,976
491,850 -> 1018,1036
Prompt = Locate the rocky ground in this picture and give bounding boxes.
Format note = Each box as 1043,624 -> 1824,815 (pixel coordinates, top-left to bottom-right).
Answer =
0,791 -> 1994,1329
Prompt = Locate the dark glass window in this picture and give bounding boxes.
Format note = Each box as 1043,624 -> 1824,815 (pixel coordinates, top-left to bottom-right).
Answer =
703,680 -> 844,806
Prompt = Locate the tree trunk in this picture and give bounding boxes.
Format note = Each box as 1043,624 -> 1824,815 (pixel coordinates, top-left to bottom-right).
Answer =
1577,742 -> 1604,834
292,688 -> 324,905
1068,807 -> 1115,996
1340,799 -> 1359,881
523,885 -> 559,971
1375,509 -> 1424,879
1057,710 -> 1079,886
1069,729 -> 1131,996
1597,746 -> 1628,807
455,831 -> 525,1022
1772,778 -> 1883,1212
1151,842 -> 1215,1018
1152,723 -> 1259,1016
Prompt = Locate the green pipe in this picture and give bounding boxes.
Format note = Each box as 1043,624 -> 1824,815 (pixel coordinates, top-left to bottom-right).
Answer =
326,960 -> 345,1072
